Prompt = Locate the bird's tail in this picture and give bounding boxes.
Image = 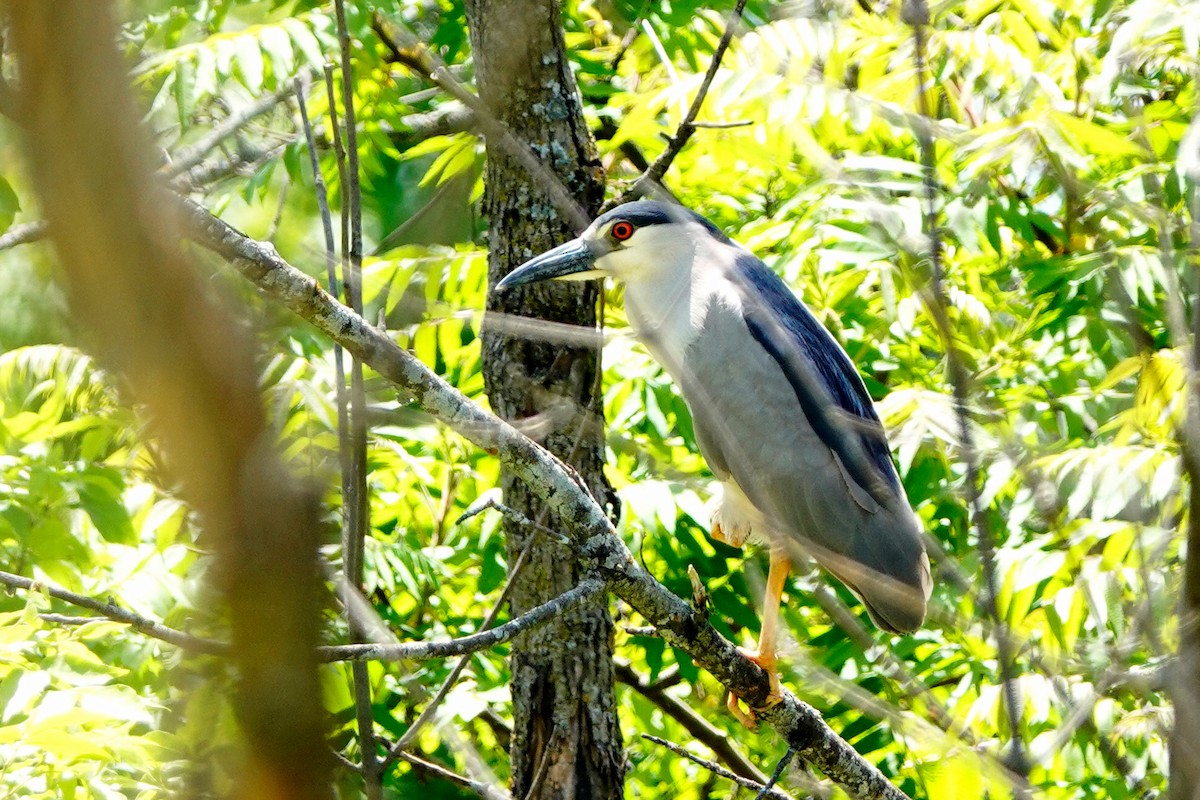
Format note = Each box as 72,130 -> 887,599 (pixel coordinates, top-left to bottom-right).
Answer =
803,524 -> 932,634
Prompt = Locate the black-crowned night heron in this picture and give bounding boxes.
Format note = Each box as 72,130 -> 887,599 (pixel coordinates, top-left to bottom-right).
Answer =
496,200 -> 931,716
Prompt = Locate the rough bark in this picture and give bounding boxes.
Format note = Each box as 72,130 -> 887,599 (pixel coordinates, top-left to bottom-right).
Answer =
461,1 -> 624,798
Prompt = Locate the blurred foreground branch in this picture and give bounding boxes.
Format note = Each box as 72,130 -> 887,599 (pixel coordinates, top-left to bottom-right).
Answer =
5,4 -> 332,799
905,0 -> 1029,788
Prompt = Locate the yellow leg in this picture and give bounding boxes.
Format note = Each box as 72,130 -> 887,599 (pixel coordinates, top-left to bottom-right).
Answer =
728,549 -> 790,726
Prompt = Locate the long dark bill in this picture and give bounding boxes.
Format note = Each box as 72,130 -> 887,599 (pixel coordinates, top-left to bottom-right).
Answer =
495,238 -> 602,291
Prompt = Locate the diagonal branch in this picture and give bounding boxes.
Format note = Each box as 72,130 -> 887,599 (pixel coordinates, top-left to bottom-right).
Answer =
641,735 -> 796,800
165,81 -> 299,177
616,0 -> 749,204
397,751 -> 512,800
178,194 -> 911,800
615,660 -> 773,788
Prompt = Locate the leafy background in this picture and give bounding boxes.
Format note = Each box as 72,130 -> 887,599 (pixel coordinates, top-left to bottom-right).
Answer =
0,0 -> 1196,796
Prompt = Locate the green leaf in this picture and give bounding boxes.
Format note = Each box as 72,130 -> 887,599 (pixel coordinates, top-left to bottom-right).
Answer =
76,469 -> 135,545
0,177 -> 20,233
234,35 -> 265,93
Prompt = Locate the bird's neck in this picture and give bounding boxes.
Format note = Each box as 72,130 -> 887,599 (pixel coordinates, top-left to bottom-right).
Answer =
623,252 -> 725,370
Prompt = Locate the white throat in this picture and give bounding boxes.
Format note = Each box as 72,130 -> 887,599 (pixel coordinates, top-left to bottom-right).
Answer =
615,230 -> 741,369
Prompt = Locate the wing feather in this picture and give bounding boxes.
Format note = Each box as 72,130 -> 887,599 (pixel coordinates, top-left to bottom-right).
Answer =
732,252 -> 901,508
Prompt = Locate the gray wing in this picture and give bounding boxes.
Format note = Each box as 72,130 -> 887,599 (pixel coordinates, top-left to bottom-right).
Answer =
731,252 -> 902,507
675,253 -> 929,632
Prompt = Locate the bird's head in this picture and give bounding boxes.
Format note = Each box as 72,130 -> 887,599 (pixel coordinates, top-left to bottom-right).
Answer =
494,200 -> 730,291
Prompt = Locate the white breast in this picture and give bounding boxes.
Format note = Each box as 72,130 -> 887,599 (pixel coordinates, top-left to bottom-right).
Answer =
617,227 -> 745,371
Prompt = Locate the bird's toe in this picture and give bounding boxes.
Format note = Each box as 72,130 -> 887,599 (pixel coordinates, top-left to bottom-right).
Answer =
709,499 -> 753,548
726,690 -> 760,729
726,647 -> 785,727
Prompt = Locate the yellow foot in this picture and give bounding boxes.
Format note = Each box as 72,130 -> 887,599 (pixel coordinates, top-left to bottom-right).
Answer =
726,648 -> 785,728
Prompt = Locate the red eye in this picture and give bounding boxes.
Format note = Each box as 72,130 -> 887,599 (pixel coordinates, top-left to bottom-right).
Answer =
611,221 -> 634,241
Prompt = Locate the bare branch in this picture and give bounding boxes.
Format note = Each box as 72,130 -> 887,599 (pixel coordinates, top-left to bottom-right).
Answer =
755,746 -> 796,800
383,102 -> 477,148
174,138 -> 295,190
0,569 -> 227,654
617,0 -> 750,204
165,81 -> 298,178
397,751 -> 512,800
455,493 -> 570,544
2,568 -> 607,667
329,2 -> 379,793
319,579 -> 607,663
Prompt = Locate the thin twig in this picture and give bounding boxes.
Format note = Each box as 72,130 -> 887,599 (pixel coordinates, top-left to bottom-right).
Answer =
329,5 -> 379,791
754,746 -> 795,800
397,751 -> 512,800
615,660 -> 776,789
0,570 -> 226,654
640,18 -> 686,119
381,523 -> 545,767
690,119 -> 753,129
619,0 -> 750,203
622,625 -> 661,638
903,0 -> 1029,785
331,748 -> 364,773
641,735 -> 794,800
455,494 -> 569,544
520,727 -> 558,800
304,61 -> 375,789
295,75 -> 349,458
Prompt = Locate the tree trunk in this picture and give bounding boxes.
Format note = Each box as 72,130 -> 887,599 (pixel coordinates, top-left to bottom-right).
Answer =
464,1 -> 625,798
